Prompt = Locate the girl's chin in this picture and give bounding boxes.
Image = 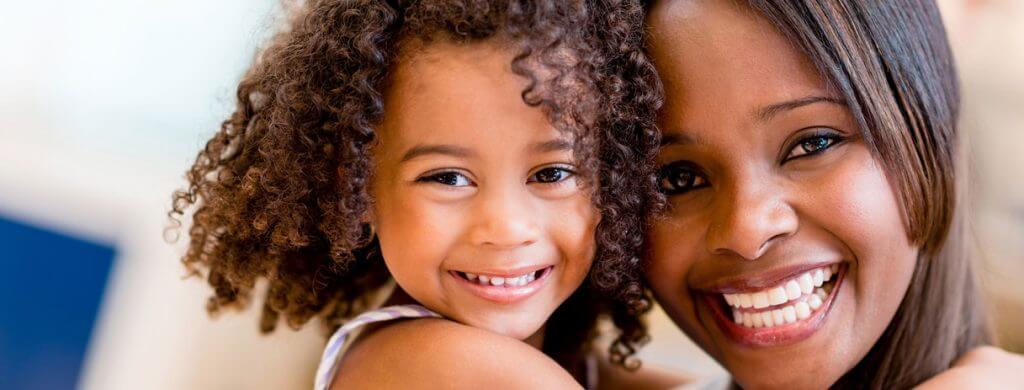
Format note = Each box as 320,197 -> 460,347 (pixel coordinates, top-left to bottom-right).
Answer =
452,310 -> 547,341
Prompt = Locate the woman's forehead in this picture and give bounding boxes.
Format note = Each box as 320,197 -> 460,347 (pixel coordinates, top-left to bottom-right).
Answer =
647,0 -> 829,128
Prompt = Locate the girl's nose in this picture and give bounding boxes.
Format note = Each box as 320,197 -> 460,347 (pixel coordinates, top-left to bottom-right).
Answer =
467,185 -> 541,249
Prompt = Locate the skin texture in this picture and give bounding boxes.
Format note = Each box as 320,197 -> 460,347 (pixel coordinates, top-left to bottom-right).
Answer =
643,0 -> 919,388
334,319 -> 580,389
920,346 -> 1024,389
368,38 -> 596,349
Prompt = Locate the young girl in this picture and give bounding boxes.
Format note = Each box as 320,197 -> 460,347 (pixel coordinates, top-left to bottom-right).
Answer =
641,0 -> 1021,388
169,0 -> 664,388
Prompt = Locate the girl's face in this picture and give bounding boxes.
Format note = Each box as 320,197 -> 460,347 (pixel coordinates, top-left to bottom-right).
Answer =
645,1 -> 919,387
370,40 -> 597,342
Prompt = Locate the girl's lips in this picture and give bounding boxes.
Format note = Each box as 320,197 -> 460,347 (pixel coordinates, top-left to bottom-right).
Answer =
702,264 -> 846,348
448,265 -> 553,304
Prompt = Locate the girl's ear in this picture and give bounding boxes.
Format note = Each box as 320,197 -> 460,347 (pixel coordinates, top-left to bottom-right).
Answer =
360,209 -> 377,238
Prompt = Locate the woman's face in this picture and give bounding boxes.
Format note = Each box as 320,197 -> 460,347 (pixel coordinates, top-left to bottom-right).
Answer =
370,40 -> 597,342
645,0 -> 919,387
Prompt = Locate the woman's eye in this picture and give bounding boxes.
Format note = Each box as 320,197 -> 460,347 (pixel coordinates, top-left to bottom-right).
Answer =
529,167 -> 575,184
658,163 -> 708,195
417,171 -> 473,187
786,133 -> 841,160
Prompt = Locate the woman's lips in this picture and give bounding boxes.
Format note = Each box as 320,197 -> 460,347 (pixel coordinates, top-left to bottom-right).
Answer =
701,263 -> 846,347
448,265 -> 553,304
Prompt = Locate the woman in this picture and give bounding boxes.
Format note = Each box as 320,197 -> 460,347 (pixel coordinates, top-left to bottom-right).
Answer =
640,0 -> 1023,388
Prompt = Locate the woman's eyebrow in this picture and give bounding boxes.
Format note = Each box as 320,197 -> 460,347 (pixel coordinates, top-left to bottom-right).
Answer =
756,96 -> 846,122
660,131 -> 703,146
400,144 -> 475,162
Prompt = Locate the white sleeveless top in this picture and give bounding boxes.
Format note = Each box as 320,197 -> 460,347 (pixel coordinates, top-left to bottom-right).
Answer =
313,304 -> 441,390
312,303 -> 600,389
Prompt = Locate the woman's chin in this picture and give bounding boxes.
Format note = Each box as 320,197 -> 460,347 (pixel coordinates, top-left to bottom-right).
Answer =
696,269 -> 856,389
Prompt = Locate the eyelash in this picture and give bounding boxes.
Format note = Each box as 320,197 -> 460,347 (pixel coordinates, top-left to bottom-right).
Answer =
527,166 -> 576,185
415,166 -> 576,187
657,129 -> 845,196
416,170 -> 474,187
784,129 -> 845,161
657,162 -> 709,196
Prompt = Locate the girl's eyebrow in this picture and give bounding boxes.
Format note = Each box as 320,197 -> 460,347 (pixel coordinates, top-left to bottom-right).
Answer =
756,96 -> 846,122
399,138 -> 571,163
532,139 -> 573,153
400,144 -> 475,162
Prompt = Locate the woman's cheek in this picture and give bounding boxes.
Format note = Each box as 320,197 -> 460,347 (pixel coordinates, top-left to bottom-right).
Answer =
644,215 -> 708,343
807,147 -> 917,353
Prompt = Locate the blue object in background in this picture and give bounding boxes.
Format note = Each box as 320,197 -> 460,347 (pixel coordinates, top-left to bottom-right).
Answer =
0,214 -> 116,390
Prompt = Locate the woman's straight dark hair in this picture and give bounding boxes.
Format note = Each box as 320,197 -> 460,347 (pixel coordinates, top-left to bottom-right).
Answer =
743,0 -> 991,388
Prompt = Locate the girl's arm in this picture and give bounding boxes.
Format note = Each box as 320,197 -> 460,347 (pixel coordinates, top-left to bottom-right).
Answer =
331,318 -> 582,389
916,346 -> 1024,389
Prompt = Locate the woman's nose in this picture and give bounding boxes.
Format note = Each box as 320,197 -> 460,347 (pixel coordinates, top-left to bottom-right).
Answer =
705,180 -> 798,260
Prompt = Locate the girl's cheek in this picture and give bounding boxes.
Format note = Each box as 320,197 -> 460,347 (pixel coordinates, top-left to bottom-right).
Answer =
555,196 -> 599,271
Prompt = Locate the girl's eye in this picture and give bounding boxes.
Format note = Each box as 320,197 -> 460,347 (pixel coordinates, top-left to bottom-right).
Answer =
417,171 -> 474,187
658,162 -> 709,195
785,131 -> 843,160
528,167 -> 575,184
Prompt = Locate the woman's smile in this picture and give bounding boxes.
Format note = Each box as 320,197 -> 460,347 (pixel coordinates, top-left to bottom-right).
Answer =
698,263 -> 844,347
643,0 -> 921,386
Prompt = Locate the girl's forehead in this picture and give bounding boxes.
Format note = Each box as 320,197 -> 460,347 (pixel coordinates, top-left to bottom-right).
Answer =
376,40 -> 562,157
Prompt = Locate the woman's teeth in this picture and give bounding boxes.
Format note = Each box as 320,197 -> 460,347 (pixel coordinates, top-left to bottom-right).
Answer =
722,264 -> 839,329
460,269 -> 541,287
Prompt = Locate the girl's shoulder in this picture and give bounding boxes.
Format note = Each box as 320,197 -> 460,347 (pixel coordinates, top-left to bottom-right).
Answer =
331,317 -> 581,389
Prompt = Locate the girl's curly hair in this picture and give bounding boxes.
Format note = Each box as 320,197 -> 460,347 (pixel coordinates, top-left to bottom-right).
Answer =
169,0 -> 663,376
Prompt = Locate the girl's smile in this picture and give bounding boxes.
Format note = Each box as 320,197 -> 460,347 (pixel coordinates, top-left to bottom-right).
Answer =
447,264 -> 554,304
370,39 -> 598,342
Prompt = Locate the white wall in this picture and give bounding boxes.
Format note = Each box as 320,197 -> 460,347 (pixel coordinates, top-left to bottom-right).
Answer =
0,0 -> 1019,388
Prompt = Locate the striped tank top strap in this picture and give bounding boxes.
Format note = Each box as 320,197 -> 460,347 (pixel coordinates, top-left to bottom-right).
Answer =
313,304 -> 441,390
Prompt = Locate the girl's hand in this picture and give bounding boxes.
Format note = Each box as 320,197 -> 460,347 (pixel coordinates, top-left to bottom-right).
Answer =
916,346 -> 1024,389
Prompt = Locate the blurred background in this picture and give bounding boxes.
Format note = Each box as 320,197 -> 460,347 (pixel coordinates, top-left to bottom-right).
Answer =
0,0 -> 1020,388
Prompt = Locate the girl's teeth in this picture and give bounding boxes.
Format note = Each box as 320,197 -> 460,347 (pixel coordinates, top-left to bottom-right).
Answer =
462,269 -> 542,287
721,264 -> 841,328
